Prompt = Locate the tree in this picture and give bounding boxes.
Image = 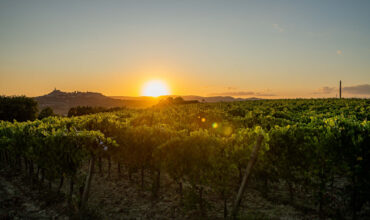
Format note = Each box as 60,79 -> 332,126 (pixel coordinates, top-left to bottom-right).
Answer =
38,107 -> 54,119
0,96 -> 38,121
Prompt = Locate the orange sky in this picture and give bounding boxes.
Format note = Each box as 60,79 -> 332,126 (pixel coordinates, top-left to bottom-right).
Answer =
0,1 -> 369,98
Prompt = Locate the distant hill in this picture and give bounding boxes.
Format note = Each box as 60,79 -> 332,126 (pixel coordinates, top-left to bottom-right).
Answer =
175,95 -> 261,102
35,89 -> 155,115
35,90 -> 261,115
111,95 -> 261,103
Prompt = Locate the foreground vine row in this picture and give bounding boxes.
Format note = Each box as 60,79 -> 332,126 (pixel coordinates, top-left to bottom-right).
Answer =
0,99 -> 369,219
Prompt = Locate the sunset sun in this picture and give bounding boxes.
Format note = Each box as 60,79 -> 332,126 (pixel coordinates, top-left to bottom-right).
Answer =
141,80 -> 170,97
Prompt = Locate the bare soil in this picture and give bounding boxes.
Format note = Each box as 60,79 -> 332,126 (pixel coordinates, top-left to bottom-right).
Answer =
0,163 -> 318,220
0,168 -> 68,219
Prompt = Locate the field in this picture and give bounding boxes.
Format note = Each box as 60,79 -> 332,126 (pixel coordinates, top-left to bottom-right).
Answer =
0,99 -> 369,219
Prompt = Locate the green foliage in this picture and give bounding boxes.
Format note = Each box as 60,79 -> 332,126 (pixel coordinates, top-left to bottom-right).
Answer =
68,106 -> 125,117
38,107 -> 55,119
0,95 -> 38,121
0,98 -> 369,218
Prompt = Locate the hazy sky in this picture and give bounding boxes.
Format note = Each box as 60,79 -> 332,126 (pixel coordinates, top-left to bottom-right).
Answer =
1,0 -> 369,98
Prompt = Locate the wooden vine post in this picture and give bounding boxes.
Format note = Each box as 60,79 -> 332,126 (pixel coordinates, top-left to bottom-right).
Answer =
231,135 -> 264,219
81,154 -> 96,209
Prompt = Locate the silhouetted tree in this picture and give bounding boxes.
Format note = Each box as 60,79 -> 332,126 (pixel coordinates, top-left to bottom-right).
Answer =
173,97 -> 184,104
158,97 -> 198,106
38,107 -> 55,119
0,96 -> 38,121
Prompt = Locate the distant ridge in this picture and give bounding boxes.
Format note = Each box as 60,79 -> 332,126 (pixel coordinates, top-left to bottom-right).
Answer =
35,89 -> 262,115
35,89 -> 155,115
111,95 -> 261,102
45,89 -> 106,98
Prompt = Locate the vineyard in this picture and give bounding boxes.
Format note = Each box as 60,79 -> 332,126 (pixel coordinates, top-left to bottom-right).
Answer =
0,99 -> 369,219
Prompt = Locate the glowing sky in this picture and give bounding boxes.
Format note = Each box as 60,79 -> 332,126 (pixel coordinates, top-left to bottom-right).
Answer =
0,0 -> 369,98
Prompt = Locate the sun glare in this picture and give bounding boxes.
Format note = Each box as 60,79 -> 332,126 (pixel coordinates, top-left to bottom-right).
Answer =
141,80 -> 170,97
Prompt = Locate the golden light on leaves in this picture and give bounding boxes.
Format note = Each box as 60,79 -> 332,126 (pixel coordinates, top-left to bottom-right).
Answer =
223,126 -> 233,136
141,80 -> 170,97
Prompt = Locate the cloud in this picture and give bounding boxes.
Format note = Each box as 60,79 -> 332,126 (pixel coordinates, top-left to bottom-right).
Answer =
226,86 -> 237,90
337,50 -> 343,55
314,86 -> 336,94
209,91 -> 276,97
343,84 -> 370,95
210,91 -> 254,96
255,92 -> 277,96
314,84 -> 370,95
273,24 -> 284,32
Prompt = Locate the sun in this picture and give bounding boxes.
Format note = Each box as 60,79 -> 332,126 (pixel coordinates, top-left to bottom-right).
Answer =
141,80 -> 170,97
